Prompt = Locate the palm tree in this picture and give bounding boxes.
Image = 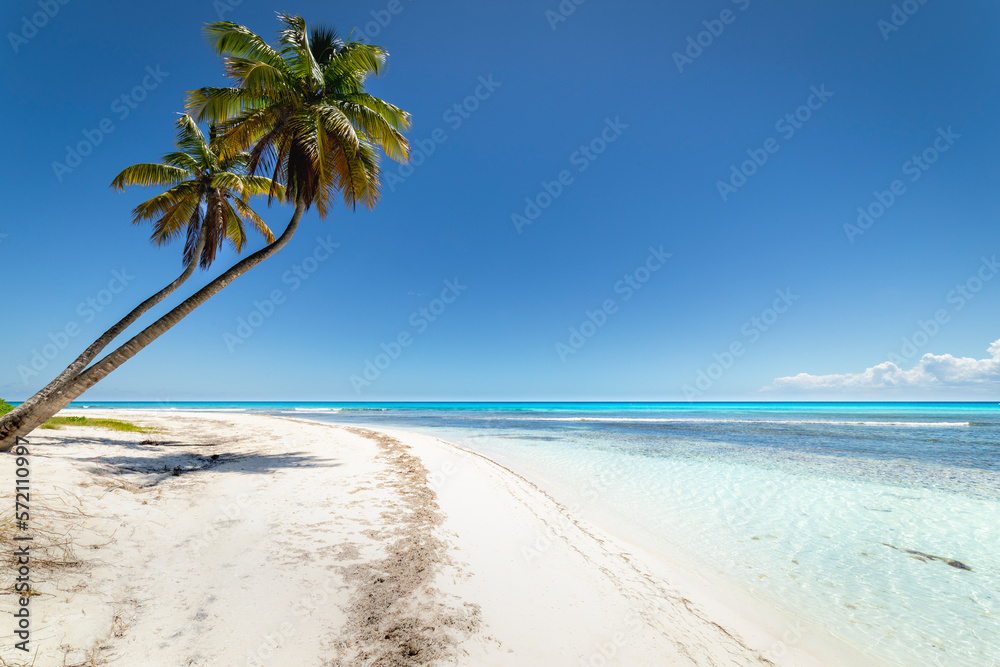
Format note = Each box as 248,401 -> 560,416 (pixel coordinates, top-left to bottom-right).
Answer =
189,15 -> 410,216
0,15 -> 410,450
112,114 -> 280,271
0,115 -> 280,446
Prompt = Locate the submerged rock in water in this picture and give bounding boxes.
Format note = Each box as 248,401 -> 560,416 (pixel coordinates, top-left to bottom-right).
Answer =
881,543 -> 973,571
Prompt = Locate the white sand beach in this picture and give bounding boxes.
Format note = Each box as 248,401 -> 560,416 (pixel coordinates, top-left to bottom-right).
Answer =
0,411 -> 829,666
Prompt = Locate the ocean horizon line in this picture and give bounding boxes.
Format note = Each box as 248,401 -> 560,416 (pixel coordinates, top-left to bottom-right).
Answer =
43,399 -> 1000,405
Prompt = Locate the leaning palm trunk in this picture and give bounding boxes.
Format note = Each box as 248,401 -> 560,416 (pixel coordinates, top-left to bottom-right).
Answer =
0,201 -> 305,451
0,225 -> 209,431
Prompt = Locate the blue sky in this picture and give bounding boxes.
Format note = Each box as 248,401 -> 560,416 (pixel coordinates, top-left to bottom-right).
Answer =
2,0 -> 998,401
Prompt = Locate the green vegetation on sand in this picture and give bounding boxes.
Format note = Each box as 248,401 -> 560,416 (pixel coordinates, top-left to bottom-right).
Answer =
1,400 -> 154,433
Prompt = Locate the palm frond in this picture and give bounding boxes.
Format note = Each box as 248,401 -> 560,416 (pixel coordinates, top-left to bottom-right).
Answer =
217,105 -> 285,155
204,21 -> 286,70
182,205 -> 204,266
330,100 -> 408,162
222,57 -> 293,95
130,182 -> 201,223
174,114 -> 212,165
276,13 -> 324,87
161,151 -> 201,172
199,189 -> 228,268
230,195 -> 275,243
340,92 -> 411,131
221,198 -> 248,252
187,87 -> 273,126
236,174 -> 285,200
149,193 -> 200,246
111,163 -> 190,190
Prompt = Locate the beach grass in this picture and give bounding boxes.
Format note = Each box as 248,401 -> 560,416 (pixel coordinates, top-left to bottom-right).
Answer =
39,416 -> 156,433
1,399 -> 155,434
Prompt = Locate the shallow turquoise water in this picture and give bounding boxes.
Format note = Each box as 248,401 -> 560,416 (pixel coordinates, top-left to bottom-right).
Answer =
71,402 -> 1000,665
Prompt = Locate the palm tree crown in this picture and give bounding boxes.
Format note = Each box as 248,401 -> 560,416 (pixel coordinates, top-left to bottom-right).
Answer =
187,14 -> 411,217
111,114 -> 283,268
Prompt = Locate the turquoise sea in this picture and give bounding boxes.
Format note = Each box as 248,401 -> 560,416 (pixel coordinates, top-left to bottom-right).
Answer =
70,401 -> 999,665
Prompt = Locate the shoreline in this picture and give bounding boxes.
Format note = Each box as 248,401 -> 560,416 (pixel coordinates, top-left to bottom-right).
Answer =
403,427 -> 881,667
354,423 -> 880,667
1,410 -> 837,665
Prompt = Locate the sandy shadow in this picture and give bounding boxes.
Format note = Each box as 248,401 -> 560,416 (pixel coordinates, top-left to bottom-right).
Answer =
30,433 -> 342,487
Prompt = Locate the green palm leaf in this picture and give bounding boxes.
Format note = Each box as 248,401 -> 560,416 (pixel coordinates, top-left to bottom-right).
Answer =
111,114 -> 281,269
205,21 -> 286,70
111,164 -> 189,190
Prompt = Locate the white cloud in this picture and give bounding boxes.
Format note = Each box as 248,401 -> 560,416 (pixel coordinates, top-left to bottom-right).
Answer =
765,339 -> 1000,393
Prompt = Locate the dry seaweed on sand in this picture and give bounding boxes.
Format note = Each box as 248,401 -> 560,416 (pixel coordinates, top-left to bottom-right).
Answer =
330,429 -> 481,666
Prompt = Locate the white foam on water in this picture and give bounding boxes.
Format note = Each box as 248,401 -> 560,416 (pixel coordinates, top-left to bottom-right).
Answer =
159,407 -> 249,412
488,417 -> 971,427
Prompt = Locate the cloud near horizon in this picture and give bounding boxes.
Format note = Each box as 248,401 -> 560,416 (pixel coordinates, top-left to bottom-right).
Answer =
764,339 -> 1000,393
